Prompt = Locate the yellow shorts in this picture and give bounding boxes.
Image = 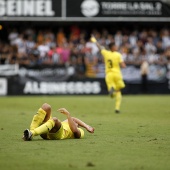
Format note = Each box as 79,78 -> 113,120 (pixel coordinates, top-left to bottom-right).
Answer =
47,124 -> 64,140
46,122 -> 84,140
105,72 -> 125,91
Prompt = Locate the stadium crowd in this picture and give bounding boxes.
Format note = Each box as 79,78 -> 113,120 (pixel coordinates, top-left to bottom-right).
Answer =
0,25 -> 170,77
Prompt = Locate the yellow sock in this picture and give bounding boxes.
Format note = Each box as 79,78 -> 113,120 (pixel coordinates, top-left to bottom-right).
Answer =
115,91 -> 122,111
30,108 -> 47,130
31,119 -> 55,136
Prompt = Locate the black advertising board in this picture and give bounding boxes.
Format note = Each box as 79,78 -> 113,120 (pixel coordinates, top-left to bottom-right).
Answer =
0,0 -> 170,21
66,0 -> 170,18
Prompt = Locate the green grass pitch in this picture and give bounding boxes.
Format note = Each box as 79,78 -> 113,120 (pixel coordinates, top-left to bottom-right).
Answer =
0,95 -> 170,170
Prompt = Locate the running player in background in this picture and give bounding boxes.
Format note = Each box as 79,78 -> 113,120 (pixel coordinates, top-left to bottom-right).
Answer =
22,103 -> 94,141
91,36 -> 126,113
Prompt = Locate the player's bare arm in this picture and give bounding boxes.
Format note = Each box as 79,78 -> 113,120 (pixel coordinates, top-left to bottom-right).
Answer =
90,35 -> 103,51
57,108 -> 81,138
72,117 -> 94,133
120,61 -> 126,68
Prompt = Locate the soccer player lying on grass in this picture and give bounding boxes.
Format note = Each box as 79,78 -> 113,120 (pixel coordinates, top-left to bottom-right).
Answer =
91,35 -> 126,113
22,103 -> 94,141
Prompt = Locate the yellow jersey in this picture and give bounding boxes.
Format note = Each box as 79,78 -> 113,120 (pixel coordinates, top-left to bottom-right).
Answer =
101,49 -> 123,75
61,122 -> 84,139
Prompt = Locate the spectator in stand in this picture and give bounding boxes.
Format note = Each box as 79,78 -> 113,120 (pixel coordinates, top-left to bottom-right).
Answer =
139,30 -> 148,45
8,28 -> 18,45
145,37 -> 157,55
156,40 -> 164,55
56,44 -> 63,65
84,40 -> 98,77
45,29 -> 55,43
86,39 -> 99,57
140,58 -> 149,93
56,28 -> 66,46
150,29 -> 159,46
0,43 -> 10,64
60,43 -> 71,65
114,31 -> 123,48
165,47 -> 170,58
37,31 -> 44,45
0,26 -> 169,75
25,35 -> 36,54
37,40 -> 50,64
129,31 -> 138,48
8,45 -> 18,64
75,54 -> 86,78
47,45 -> 60,65
161,28 -> 170,49
69,25 -> 80,44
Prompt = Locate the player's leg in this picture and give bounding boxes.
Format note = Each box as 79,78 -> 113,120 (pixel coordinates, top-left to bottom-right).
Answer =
115,90 -> 122,113
105,73 -> 116,98
30,103 -> 52,130
23,103 -> 52,141
32,117 -> 62,137
44,118 -> 64,140
23,117 -> 62,141
40,117 -> 62,139
115,78 -> 125,113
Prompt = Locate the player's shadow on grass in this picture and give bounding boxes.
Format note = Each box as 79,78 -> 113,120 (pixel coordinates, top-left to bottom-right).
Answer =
19,138 -> 74,143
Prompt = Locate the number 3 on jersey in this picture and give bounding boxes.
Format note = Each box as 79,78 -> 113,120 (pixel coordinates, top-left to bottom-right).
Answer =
107,59 -> 113,68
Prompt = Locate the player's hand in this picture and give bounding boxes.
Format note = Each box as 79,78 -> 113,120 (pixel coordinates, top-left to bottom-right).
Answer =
90,36 -> 97,43
57,108 -> 70,116
86,125 -> 95,133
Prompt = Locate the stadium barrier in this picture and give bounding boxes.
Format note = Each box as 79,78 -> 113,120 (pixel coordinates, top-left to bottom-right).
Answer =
0,65 -> 169,96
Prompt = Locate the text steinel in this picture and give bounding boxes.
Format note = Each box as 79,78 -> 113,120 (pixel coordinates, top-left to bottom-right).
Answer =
0,0 -> 55,16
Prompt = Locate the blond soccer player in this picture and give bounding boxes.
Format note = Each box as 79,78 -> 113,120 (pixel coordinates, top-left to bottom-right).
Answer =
91,36 -> 126,113
22,103 -> 94,141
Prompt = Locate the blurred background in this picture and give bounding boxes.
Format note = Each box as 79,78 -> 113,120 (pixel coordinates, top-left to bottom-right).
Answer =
0,0 -> 170,96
